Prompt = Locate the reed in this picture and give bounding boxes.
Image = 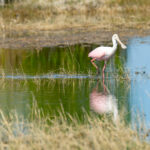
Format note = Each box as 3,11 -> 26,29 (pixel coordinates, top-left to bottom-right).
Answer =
0,107 -> 149,150
0,0 -> 150,33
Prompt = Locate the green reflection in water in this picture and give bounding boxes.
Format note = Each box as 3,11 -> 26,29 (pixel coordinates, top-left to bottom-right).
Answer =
0,45 -> 130,122
0,44 -> 127,75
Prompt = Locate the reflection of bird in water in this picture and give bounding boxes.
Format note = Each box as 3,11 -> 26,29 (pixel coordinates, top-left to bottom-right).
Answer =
90,80 -> 118,122
88,34 -> 127,83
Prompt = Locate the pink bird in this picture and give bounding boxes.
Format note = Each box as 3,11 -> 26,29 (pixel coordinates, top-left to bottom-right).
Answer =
88,34 -> 127,80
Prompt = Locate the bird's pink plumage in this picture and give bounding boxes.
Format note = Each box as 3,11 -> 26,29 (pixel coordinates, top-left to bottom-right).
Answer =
88,48 -> 105,60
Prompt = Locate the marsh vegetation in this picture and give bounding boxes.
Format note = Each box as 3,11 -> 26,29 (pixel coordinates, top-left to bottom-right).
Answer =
0,39 -> 149,149
0,109 -> 150,150
0,0 -> 150,34
0,0 -> 150,149
0,44 -> 134,149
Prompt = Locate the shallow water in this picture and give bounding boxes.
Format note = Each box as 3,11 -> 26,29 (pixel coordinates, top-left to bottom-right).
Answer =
127,36 -> 150,135
0,36 -> 150,132
0,44 -> 128,121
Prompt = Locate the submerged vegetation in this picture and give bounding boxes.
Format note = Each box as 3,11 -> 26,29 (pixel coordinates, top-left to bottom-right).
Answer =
0,107 -> 149,150
0,0 -> 150,33
0,45 -> 129,79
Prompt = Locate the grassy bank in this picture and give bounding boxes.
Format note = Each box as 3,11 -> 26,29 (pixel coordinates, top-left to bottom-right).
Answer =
0,108 -> 149,150
0,0 -> 150,34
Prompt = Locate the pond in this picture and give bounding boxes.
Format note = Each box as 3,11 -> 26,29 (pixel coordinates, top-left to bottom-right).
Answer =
0,36 -> 150,131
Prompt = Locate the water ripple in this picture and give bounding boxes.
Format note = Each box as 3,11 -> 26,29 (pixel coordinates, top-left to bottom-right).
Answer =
0,74 -> 99,79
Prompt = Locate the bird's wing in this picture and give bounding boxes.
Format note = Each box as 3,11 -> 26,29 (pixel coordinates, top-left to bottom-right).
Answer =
88,47 -> 105,59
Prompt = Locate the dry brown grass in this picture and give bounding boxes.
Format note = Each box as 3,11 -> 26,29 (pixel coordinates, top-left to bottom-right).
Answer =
0,107 -> 149,150
0,0 -> 150,33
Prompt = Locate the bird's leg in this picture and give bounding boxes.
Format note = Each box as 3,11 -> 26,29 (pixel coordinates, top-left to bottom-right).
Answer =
91,58 -> 99,73
103,80 -> 107,93
96,69 -> 100,75
102,61 -> 107,85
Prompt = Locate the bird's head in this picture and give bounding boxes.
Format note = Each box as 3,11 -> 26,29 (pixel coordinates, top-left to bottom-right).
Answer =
112,34 -> 119,40
112,34 -> 127,49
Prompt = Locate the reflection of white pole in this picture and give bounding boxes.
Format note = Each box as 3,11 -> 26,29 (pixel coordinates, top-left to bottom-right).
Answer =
108,95 -> 119,122
113,103 -> 118,122
0,0 -> 5,6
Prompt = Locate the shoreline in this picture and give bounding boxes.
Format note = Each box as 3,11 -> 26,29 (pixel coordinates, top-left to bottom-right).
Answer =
0,27 -> 150,49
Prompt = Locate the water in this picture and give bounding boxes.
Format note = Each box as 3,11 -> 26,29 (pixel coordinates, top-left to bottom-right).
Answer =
127,36 -> 150,135
0,37 -> 150,132
0,48 -> 127,124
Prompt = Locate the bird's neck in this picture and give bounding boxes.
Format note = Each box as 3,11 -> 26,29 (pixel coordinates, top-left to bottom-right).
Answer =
112,39 -> 118,51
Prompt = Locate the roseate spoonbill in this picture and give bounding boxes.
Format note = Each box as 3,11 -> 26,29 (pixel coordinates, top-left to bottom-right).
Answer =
90,80 -> 118,122
88,34 -> 127,79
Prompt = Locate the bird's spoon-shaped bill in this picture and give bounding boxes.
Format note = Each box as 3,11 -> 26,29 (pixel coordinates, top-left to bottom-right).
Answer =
117,38 -> 127,49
